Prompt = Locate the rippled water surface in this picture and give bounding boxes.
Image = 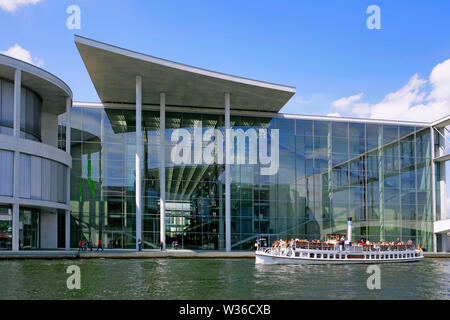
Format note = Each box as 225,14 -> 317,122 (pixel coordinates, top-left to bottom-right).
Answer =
0,258 -> 448,299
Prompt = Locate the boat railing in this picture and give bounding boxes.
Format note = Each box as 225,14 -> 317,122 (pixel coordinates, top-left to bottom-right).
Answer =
291,242 -> 417,252
258,242 -> 417,254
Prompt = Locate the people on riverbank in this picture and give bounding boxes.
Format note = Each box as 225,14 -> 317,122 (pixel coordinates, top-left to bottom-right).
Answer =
97,238 -> 104,251
138,238 -> 142,251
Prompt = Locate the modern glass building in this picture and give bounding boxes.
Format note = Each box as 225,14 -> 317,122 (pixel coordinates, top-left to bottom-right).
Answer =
2,35 -> 448,252
0,54 -> 72,251
63,103 -> 443,251
61,36 -> 448,252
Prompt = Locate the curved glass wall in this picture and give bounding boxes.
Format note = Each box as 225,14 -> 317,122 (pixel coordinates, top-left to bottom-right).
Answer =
19,154 -> 67,203
0,150 -> 13,197
0,78 -> 42,141
62,105 -> 434,251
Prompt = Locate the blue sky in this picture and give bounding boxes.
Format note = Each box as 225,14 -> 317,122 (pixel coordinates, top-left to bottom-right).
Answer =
1,0 -> 449,118
1,0 -> 449,213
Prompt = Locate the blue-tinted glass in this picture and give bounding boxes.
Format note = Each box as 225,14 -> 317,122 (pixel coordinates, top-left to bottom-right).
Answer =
295,119 -> 313,136
314,120 -> 329,137
383,125 -> 399,145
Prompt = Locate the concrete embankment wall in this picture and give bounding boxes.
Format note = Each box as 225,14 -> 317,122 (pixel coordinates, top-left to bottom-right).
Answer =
0,250 -> 448,260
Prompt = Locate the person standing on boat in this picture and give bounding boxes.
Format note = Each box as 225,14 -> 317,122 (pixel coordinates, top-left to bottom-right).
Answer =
340,236 -> 345,251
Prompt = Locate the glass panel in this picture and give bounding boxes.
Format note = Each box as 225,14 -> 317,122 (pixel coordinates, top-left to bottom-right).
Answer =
0,206 -> 12,250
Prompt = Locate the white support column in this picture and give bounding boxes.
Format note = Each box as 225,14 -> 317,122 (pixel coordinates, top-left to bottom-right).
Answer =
12,69 -> 21,251
160,92 -> 166,250
12,203 -> 19,251
136,75 -> 143,251
438,128 -> 447,220
225,93 -> 231,252
431,128 -> 437,252
13,69 -> 21,138
65,97 -> 72,250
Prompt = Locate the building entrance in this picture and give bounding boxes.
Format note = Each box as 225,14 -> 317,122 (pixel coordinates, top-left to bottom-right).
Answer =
105,231 -> 123,249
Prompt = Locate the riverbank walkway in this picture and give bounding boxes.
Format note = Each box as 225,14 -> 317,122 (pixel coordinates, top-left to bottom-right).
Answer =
0,249 -> 255,260
0,249 -> 448,260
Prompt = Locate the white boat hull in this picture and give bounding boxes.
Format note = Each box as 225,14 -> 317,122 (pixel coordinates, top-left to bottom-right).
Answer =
255,249 -> 424,265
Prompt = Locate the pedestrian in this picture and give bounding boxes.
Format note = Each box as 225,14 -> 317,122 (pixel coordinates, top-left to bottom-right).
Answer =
89,239 -> 93,251
171,241 -> 174,249
97,238 -> 103,251
138,238 -> 142,251
160,241 -> 164,251
78,239 -> 83,252
175,241 -> 178,249
83,239 -> 87,251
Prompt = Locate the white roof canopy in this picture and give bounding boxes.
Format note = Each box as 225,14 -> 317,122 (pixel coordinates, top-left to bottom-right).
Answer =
75,35 -> 296,112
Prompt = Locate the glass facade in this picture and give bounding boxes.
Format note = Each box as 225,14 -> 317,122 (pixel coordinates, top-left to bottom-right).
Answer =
61,105 -> 434,251
0,206 -> 12,250
19,208 -> 40,250
19,153 -> 67,203
0,78 -> 42,141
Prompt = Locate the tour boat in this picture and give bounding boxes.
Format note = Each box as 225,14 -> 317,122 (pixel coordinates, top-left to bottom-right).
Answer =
255,218 -> 424,265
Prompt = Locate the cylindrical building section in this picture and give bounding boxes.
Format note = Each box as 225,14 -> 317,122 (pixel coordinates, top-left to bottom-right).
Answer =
0,54 -> 72,251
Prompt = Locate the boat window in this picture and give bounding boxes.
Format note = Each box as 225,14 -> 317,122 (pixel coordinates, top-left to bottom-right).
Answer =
295,252 -> 300,257
394,254 -> 398,259
390,254 -> 393,259
310,253 -> 315,258
302,252 -> 308,258
317,254 -> 321,258
380,255 -> 384,259
323,254 -> 328,258
341,255 -> 346,259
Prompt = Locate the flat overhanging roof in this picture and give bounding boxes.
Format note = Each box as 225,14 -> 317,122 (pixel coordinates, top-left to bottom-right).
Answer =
432,114 -> 450,129
74,35 -> 296,112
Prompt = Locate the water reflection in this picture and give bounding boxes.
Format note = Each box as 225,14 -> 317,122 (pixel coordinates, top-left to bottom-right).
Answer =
0,258 -> 448,300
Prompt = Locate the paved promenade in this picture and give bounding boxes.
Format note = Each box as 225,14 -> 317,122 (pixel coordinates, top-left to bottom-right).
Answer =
0,249 -> 448,260
0,249 -> 255,260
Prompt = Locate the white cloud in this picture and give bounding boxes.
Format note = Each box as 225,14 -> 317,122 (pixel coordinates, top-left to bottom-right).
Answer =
0,44 -> 44,67
0,0 -> 42,12
329,59 -> 450,122
331,93 -> 364,111
327,112 -> 342,117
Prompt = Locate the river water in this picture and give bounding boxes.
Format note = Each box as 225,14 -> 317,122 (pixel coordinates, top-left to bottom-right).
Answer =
0,258 -> 448,300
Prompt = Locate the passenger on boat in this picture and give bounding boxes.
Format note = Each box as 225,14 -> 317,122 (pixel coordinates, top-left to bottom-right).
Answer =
339,236 -> 345,251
